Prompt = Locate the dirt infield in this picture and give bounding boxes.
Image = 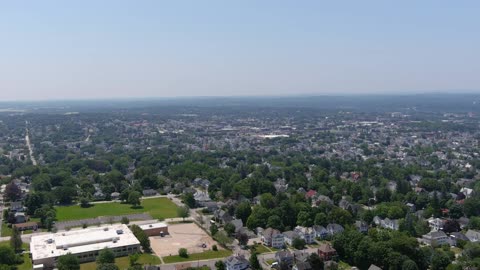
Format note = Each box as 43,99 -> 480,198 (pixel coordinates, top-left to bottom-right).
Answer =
150,223 -> 222,257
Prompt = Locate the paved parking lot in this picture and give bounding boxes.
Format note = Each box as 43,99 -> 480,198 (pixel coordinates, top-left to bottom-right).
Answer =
150,223 -> 222,257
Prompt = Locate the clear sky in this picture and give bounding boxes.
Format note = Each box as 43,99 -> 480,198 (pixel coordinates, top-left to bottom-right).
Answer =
1,1 -> 479,100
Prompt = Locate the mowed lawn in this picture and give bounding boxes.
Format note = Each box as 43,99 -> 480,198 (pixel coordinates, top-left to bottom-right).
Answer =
162,250 -> 233,264
80,254 -> 161,270
56,197 -> 179,221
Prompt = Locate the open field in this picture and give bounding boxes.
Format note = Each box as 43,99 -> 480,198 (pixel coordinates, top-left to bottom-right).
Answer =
56,197 -> 178,221
80,254 -> 161,270
150,223 -> 222,257
162,250 -> 233,264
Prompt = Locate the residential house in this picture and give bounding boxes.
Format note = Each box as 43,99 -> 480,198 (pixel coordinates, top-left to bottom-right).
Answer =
293,262 -> 312,270
460,187 -> 474,198
427,217 -> 445,231
230,219 -> 244,234
111,192 -> 120,200
305,190 -> 317,200
14,212 -> 27,224
312,195 -> 333,206
449,232 -> 470,246
294,226 -> 316,244
368,265 -> 382,270
193,178 -> 210,189
142,189 -> 158,197
422,231 -> 449,247
225,255 -> 249,270
354,221 -> 369,233
465,230 -> 480,242
202,201 -> 219,212
326,224 -> 344,236
275,250 -> 294,267
214,209 -> 232,224
374,216 -> 399,230
283,231 -> 300,246
312,225 -> 328,239
14,221 -> 38,231
458,217 -> 470,229
338,198 -> 354,212
318,244 -> 337,261
9,201 -> 24,212
292,251 -> 309,263
261,228 -> 285,249
194,191 -> 211,205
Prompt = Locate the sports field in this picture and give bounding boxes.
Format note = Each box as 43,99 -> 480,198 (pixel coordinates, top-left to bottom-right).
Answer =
56,197 -> 178,221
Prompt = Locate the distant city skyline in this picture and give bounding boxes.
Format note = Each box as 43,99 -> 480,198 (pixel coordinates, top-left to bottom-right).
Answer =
1,1 -> 479,101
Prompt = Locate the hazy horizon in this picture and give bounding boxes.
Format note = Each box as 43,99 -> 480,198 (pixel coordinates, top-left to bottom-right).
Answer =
1,1 -> 480,101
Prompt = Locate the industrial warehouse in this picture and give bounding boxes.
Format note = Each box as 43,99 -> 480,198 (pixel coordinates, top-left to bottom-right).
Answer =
30,224 -> 141,269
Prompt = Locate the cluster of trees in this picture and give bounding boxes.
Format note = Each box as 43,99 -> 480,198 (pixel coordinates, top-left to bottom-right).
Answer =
0,226 -> 24,269
244,192 -> 353,231
57,248 -> 147,270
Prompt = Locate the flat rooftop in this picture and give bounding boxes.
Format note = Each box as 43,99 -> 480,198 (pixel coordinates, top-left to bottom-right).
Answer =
139,222 -> 168,230
31,224 -> 140,261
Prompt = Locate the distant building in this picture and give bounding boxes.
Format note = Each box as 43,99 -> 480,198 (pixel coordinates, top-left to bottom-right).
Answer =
225,255 -> 249,270
142,189 -> 158,197
465,230 -> 480,242
14,221 -> 38,231
30,224 -> 140,268
421,231 -> 449,247
261,228 -> 284,249
318,244 -> 337,261
139,222 -> 168,237
294,226 -> 316,244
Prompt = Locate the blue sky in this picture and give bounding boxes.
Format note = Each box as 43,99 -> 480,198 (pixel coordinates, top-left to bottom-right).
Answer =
1,1 -> 479,100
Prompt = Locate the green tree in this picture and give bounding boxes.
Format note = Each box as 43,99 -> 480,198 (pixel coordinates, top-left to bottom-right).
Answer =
224,223 -> 236,236
179,248 -> 188,258
10,226 -> 22,252
127,191 -> 141,207
292,238 -> 306,250
431,250 -> 451,270
250,252 -> 261,270
210,223 -> 218,236
297,211 -> 314,227
237,232 -> 249,246
129,253 -> 140,266
267,215 -> 284,231
57,253 -> 80,270
314,213 -> 328,226
121,217 -> 130,224
235,202 -> 252,224
80,196 -> 91,208
0,246 -> 17,266
97,248 -> 115,264
308,253 -> 324,270
4,182 -> 21,202
177,206 -> 190,221
402,259 -> 419,270
130,225 -> 151,252
215,260 -> 226,270
183,193 -> 196,208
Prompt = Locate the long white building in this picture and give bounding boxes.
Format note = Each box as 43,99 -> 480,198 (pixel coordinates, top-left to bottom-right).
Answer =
30,224 -> 140,269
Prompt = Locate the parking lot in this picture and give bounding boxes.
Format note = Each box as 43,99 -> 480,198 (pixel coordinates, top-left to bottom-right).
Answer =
150,223 -> 222,257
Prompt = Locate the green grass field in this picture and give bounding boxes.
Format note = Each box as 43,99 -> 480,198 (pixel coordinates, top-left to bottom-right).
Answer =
56,197 -> 179,221
250,244 -> 272,254
80,254 -> 161,270
162,250 -> 233,264
1,222 -> 12,237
